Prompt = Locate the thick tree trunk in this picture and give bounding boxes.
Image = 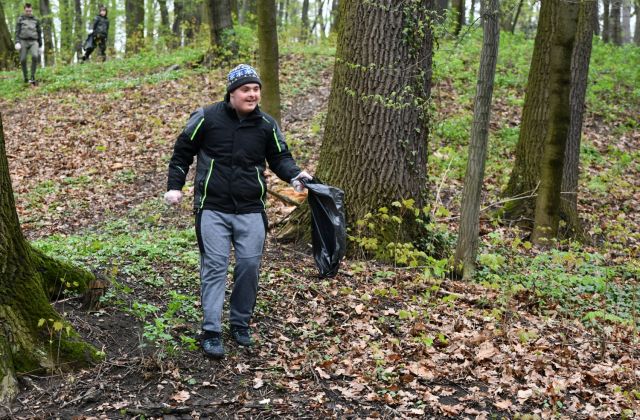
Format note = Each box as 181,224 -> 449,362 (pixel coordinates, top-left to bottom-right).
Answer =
503,0 -> 555,222
610,0 -> 622,45
207,0 -> 234,47
301,0 -> 310,42
238,0 -> 248,24
531,0 -> 579,245
559,0 -> 596,239
454,0 -> 500,280
125,0 -> 145,54
172,0 -> 185,42
0,1 -> 17,70
39,0 -> 55,66
279,0 -> 433,244
257,0 -> 282,124
602,0 -> 611,42
0,114 -> 100,405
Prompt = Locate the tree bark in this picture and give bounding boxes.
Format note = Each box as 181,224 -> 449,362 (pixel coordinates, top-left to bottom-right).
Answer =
531,0 -> 579,245
0,1 -> 18,70
454,0 -> 500,280
0,113 -> 101,405
279,0 -> 433,244
452,0 -> 466,35
145,0 -> 156,39
125,0 -> 145,54
621,0 -> 631,43
635,0 -> 640,45
511,0 -> 524,33
602,0 -> 611,42
610,0 -> 622,45
503,0 -> 555,222
37,0 -> 55,66
206,0 -> 234,47
559,0 -> 596,239
73,0 -> 83,61
330,0 -> 339,34
60,0 -> 74,62
301,0 -> 310,42
257,0 -> 282,124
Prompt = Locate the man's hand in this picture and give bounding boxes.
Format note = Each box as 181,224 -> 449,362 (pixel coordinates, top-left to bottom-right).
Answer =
291,170 -> 313,193
15,42 -> 21,51
164,190 -> 183,205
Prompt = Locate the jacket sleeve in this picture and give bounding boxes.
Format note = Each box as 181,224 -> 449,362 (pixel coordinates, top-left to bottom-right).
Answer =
264,118 -> 301,183
92,17 -> 99,31
37,20 -> 42,46
167,108 -> 205,191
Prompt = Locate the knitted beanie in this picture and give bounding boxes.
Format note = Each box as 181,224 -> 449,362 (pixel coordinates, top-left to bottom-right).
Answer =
226,64 -> 262,94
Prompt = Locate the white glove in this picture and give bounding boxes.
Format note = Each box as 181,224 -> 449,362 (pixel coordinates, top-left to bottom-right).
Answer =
164,190 -> 183,205
291,170 -> 312,193
15,42 -> 21,51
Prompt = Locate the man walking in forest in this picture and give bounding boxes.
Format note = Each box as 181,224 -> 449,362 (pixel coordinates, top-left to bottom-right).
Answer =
81,5 -> 109,62
164,64 -> 312,359
14,3 -> 41,85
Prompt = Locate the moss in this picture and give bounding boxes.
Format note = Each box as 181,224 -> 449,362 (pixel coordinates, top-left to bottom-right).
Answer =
31,247 -> 94,299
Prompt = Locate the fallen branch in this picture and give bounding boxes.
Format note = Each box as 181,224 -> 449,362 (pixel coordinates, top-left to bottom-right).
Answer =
267,188 -> 301,207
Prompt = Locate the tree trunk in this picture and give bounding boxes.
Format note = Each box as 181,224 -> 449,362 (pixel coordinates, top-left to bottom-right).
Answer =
145,0 -> 156,39
38,0 -> 55,66
239,0 -> 248,24
0,113 -> 101,405
621,0 -> 631,43
469,0 -> 475,23
301,0 -> 310,42
257,0 -> 282,124
610,0 -> 622,45
602,0 -> 610,42
172,0 -> 185,46
206,0 -> 234,47
635,0 -> 640,45
157,0 -> 170,39
125,0 -> 145,54
452,0 -> 466,35
503,0 -> 556,222
108,0 -> 117,51
60,0 -> 74,62
511,0 -> 524,33
279,0 -> 433,244
454,0 -> 500,280
559,0 -> 596,238
0,1 -> 18,70
593,0 -> 599,36
434,0 -> 449,23
74,0 -> 83,61
531,0 -> 579,245
330,0 -> 339,34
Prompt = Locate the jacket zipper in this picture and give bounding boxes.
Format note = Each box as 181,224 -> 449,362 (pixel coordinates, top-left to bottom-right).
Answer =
199,159 -> 215,210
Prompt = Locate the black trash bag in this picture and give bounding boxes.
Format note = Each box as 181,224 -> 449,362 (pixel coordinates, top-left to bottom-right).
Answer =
305,178 -> 346,278
83,33 -> 94,51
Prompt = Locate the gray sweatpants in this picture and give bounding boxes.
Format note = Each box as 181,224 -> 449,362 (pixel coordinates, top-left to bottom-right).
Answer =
195,210 -> 266,333
19,39 -> 39,81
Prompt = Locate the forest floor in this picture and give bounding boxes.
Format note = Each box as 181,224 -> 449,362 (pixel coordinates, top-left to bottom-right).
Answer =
1,50 -> 639,419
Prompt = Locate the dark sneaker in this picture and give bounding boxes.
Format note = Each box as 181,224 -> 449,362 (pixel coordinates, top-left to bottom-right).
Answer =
231,327 -> 253,347
28,79 -> 36,85
201,332 -> 224,359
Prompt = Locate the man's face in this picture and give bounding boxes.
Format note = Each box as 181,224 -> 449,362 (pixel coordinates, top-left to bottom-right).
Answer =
24,6 -> 33,16
229,83 -> 261,116
100,9 -> 106,16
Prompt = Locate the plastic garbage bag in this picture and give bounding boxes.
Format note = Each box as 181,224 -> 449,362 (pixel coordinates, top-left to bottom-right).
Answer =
305,178 -> 346,278
83,33 -> 94,51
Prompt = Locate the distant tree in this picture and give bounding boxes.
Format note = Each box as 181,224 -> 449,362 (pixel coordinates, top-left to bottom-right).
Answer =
205,0 -> 233,47
610,0 -> 622,45
560,0 -> 597,237
257,0 -> 282,124
511,0 -> 524,33
330,0 -> 339,34
60,0 -> 74,61
0,113 -> 101,405
239,0 -> 249,24
73,0 -> 82,61
621,0 -> 631,43
145,0 -> 156,39
455,0 -> 500,279
301,0 -> 310,41
108,0 -> 116,50
452,0 -> 466,34
280,0 -> 434,243
602,0 -> 610,42
172,0 -> 185,46
531,0 -> 580,245
125,0 -> 144,54
38,0 -> 55,65
0,1 -> 18,70
635,0 -> 640,45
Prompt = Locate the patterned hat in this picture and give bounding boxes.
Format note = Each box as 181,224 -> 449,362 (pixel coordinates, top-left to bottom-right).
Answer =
226,64 -> 262,94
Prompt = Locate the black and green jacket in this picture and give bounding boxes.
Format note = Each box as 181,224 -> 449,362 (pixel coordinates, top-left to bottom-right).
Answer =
91,15 -> 109,37
15,14 -> 42,45
167,101 -> 301,214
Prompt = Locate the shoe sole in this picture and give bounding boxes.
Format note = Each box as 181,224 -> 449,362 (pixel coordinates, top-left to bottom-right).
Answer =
203,350 -> 224,360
